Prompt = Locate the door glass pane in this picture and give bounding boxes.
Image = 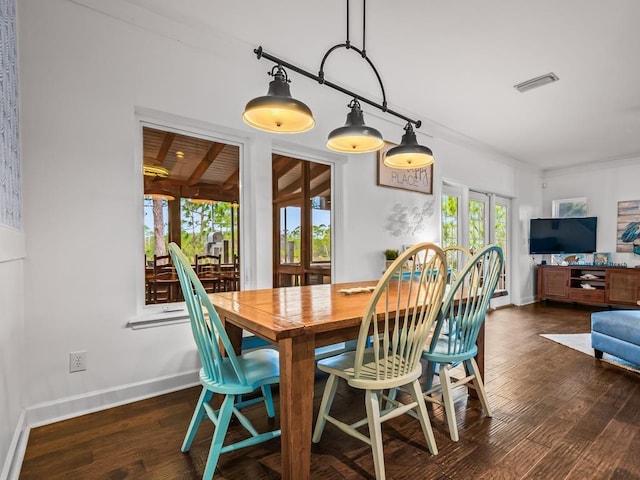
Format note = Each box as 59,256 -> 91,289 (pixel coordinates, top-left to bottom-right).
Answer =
495,203 -> 508,290
280,206 -> 301,264
311,197 -> 331,263
468,199 -> 486,253
441,194 -> 459,248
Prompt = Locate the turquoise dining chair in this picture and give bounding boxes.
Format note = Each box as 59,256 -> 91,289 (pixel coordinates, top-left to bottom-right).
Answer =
168,243 -> 280,480
312,242 -> 447,480
422,244 -> 504,442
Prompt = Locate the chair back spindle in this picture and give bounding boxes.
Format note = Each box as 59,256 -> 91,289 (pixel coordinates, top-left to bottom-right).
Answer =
169,244 -> 246,386
352,243 -> 447,387
429,245 -> 503,361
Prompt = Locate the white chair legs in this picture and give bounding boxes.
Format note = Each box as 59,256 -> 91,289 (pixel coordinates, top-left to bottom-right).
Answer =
312,373 -> 339,443
406,379 -> 438,455
364,389 -> 385,479
313,376 -> 438,480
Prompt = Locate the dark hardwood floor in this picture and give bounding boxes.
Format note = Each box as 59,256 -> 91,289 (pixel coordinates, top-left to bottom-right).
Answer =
20,303 -> 640,479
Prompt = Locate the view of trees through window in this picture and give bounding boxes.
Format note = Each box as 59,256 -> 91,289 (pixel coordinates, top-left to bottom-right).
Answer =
144,198 -> 238,265
279,203 -> 331,264
468,199 -> 486,253
441,194 -> 459,249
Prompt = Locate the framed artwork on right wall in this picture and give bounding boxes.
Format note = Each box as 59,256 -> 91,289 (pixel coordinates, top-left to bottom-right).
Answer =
617,200 -> 640,255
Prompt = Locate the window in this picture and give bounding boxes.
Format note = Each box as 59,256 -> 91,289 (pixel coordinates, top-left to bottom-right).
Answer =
142,126 -> 240,304
552,197 -> 587,218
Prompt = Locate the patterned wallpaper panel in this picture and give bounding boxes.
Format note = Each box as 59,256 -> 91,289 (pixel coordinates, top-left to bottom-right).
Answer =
0,0 -> 21,229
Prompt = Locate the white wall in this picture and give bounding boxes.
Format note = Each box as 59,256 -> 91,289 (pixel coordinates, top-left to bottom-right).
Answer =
0,0 -> 25,475
16,0 -> 538,429
542,157 -> 640,267
513,168 -> 544,304
0,230 -> 25,478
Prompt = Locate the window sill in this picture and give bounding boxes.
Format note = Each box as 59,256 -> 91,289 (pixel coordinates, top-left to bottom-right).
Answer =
127,303 -> 189,329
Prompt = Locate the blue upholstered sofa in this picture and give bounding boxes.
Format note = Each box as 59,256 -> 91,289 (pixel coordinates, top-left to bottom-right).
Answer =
591,310 -> 640,366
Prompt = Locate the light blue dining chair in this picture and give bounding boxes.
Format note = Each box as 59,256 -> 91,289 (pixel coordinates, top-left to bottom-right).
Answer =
168,243 -> 280,480
312,242 -> 447,480
422,244 -> 504,442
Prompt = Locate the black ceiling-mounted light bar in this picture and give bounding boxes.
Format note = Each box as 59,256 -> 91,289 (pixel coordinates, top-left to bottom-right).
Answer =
253,46 -> 422,131
242,0 -> 434,169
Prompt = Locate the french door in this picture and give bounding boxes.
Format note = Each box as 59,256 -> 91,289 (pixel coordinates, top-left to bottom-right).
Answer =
442,184 -> 510,306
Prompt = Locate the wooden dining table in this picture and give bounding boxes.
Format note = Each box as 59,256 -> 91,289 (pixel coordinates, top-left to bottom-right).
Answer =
209,281 -> 502,480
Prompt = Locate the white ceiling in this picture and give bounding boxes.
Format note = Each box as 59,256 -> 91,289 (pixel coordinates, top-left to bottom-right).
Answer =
126,0 -> 640,171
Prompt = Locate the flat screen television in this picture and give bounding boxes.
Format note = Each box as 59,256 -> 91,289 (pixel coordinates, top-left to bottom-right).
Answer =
529,217 -> 597,254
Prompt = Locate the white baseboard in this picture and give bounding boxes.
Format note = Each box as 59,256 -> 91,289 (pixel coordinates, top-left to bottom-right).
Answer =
26,370 -> 200,429
517,296 -> 537,306
3,370 -> 199,479
1,411 -> 27,480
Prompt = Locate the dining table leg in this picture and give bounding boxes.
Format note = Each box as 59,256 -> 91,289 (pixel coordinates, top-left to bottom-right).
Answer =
279,334 -> 316,480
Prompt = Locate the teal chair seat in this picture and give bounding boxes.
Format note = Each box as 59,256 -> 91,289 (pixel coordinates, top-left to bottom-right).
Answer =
200,348 -> 279,394
169,243 -> 280,480
427,335 -> 478,364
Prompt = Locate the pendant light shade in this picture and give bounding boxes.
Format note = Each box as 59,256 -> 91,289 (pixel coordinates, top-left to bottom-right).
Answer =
143,165 -> 170,178
145,193 -> 175,201
326,99 -> 384,153
384,123 -> 434,169
242,65 -> 315,134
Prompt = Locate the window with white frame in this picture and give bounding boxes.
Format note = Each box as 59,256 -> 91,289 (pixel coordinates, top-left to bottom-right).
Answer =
552,197 -> 587,218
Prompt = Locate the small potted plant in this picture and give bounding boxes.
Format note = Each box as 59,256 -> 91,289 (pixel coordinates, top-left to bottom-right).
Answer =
384,249 -> 399,269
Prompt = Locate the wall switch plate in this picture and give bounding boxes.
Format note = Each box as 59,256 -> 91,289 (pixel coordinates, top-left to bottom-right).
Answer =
69,351 -> 87,373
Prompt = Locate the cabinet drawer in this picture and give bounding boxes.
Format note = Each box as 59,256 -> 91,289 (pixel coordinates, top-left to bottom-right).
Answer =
569,288 -> 604,303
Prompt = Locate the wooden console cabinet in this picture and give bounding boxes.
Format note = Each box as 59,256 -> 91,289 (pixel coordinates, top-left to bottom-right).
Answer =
538,265 -> 640,307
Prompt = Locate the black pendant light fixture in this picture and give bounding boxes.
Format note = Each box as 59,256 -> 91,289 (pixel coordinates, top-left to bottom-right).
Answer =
326,99 -> 383,153
243,0 -> 433,167
384,123 -> 434,169
242,65 -> 315,134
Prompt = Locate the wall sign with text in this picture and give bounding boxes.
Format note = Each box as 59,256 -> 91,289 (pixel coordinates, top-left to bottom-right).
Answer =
376,142 -> 433,195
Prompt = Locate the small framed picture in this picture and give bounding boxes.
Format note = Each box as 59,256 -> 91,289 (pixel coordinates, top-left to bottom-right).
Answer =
377,142 -> 433,195
593,252 -> 611,265
552,253 -> 588,265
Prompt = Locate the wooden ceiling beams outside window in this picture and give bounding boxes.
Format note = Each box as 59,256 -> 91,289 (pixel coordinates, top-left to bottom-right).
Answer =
152,132 -> 176,166
143,127 -> 239,203
273,159 -> 331,208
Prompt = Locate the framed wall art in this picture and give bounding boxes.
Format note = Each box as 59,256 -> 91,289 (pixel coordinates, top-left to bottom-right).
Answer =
617,200 -> 640,255
377,142 -> 433,195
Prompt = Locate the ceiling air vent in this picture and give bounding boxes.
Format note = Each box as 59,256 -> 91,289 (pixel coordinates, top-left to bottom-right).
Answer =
514,72 -> 559,93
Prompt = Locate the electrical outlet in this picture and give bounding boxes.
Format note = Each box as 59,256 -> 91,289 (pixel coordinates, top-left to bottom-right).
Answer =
69,351 -> 87,373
